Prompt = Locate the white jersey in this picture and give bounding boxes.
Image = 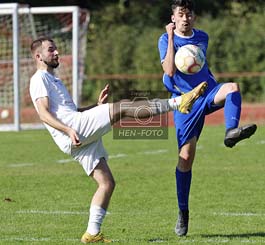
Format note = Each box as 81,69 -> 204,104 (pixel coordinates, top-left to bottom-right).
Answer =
30,69 -> 112,176
30,69 -> 78,154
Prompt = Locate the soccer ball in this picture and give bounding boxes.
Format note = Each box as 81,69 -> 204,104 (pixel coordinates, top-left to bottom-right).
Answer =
1,109 -> 9,119
174,44 -> 205,75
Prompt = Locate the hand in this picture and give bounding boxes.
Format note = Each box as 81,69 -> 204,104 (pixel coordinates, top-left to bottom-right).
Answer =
97,84 -> 110,105
165,22 -> 175,39
66,127 -> 82,147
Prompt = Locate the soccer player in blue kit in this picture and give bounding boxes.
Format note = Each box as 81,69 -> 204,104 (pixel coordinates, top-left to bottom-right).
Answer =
158,0 -> 257,236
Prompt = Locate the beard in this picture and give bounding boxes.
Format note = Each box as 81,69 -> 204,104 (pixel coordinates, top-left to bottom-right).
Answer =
44,59 -> 59,69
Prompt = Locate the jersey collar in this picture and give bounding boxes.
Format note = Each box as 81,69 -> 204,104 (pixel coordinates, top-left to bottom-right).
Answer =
174,29 -> 194,39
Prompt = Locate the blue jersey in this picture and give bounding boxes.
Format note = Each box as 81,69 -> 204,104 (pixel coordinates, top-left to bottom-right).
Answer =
158,29 -> 223,148
158,29 -> 218,96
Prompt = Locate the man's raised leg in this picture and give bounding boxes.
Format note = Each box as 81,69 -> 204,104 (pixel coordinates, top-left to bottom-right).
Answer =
109,81 -> 208,124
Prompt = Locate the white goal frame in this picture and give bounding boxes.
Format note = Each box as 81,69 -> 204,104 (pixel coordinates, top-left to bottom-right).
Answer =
0,3 -> 89,131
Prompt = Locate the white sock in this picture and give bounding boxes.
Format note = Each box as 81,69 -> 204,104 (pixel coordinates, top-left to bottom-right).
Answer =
87,205 -> 106,235
168,97 -> 182,110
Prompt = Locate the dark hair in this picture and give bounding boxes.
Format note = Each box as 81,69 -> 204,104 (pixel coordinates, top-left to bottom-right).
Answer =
30,37 -> 54,54
171,0 -> 194,13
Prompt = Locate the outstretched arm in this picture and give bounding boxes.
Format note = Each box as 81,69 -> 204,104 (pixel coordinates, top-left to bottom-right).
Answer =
35,96 -> 81,146
78,84 -> 110,112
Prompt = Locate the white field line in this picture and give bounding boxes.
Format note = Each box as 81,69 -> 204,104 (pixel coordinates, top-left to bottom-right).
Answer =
217,138 -> 265,148
140,149 -> 168,155
176,239 -> 265,244
109,153 -> 128,159
8,163 -> 34,167
109,149 -> 169,158
56,159 -> 74,164
0,237 -> 78,242
5,149 -> 169,167
16,210 -> 88,215
16,209 -> 111,216
56,149 -> 168,162
0,237 -> 264,244
196,145 -> 203,150
108,149 -> 168,158
256,140 -> 265,145
7,139 -> 264,167
214,212 -> 265,217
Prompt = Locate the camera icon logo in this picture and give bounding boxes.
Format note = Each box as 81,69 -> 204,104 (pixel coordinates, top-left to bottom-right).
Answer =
112,90 -> 168,140
119,97 -> 162,128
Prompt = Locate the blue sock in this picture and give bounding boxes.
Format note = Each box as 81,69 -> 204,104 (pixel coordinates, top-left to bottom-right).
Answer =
176,168 -> 192,211
224,92 -> 241,130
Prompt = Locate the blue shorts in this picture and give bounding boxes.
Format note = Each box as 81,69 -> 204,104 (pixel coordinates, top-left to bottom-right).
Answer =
173,83 -> 224,149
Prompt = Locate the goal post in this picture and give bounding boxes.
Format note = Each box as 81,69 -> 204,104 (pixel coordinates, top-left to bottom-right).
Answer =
0,3 -> 90,131
0,3 -> 20,131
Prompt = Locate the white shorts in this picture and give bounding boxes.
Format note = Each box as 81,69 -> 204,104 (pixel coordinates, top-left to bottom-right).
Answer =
70,103 -> 112,176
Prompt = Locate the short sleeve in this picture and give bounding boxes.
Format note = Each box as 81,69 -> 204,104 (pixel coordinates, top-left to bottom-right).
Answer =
158,33 -> 169,63
30,72 -> 49,103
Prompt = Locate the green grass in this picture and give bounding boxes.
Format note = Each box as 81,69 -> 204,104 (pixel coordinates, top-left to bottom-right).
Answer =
0,126 -> 264,244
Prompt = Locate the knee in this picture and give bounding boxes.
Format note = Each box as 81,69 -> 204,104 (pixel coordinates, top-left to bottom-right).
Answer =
111,101 -> 128,124
178,154 -> 193,172
227,82 -> 240,93
109,178 -> 116,192
102,178 -> 116,193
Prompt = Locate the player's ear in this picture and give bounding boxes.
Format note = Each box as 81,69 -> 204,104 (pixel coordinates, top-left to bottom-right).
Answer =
171,15 -> 175,23
35,52 -> 42,61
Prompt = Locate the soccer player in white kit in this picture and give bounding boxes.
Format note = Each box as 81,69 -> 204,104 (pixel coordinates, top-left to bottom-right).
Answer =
29,37 -> 207,243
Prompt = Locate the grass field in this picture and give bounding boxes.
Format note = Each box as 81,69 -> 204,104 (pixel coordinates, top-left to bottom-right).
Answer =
0,126 -> 264,244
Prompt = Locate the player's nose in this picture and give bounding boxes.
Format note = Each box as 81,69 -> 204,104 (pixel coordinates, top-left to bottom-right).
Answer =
54,49 -> 59,55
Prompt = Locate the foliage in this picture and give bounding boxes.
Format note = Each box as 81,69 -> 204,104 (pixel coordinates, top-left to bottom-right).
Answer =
197,5 -> 265,101
3,0 -> 265,101
83,1 -> 265,102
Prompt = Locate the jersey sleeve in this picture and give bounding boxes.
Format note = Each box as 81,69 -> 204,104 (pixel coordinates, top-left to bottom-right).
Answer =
158,33 -> 169,63
162,74 -> 182,95
29,72 -> 49,103
202,32 -> 209,56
